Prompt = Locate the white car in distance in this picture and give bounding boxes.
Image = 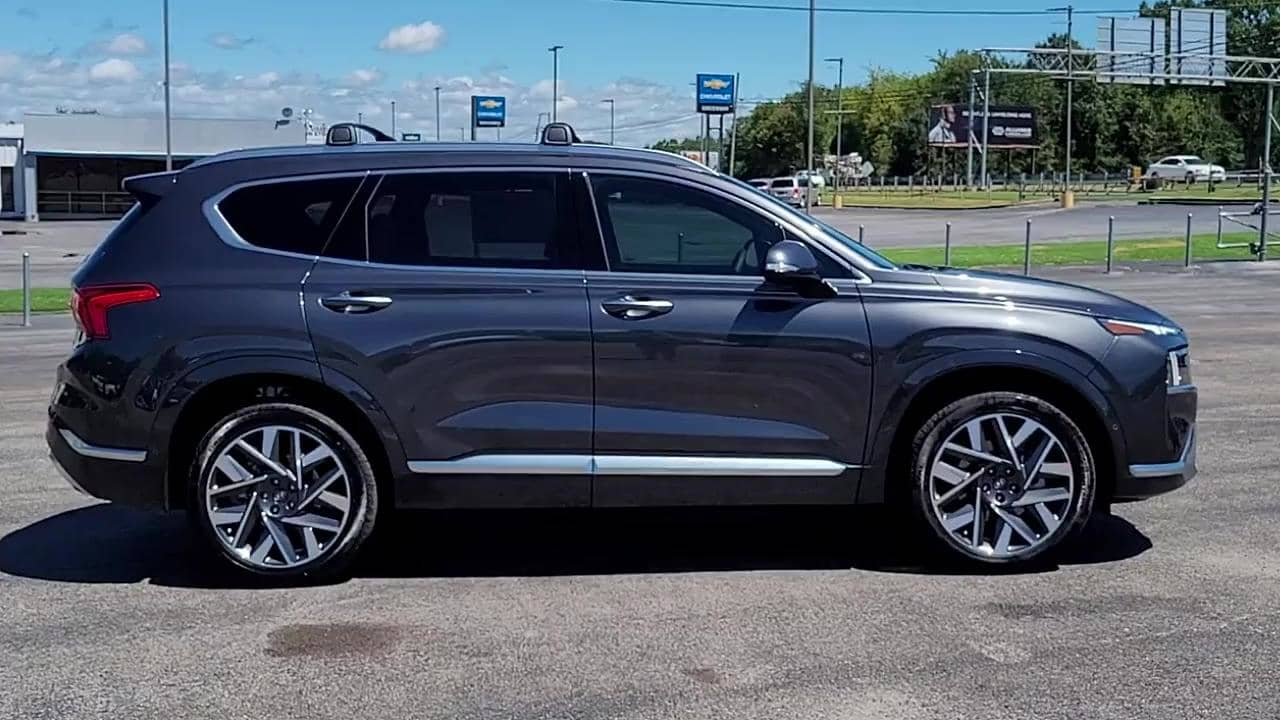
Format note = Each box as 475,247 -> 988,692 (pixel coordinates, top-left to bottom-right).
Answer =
1145,155 -> 1226,183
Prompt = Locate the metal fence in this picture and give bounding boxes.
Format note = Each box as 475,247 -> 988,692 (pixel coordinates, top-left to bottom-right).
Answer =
832,171 -> 1276,197
36,191 -> 134,218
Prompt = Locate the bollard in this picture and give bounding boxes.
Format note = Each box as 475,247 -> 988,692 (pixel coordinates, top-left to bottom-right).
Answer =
1216,206 -> 1223,248
1106,216 -> 1115,274
21,252 -> 32,328
1184,213 -> 1193,268
1023,219 -> 1032,276
944,222 -> 952,266
858,224 -> 865,245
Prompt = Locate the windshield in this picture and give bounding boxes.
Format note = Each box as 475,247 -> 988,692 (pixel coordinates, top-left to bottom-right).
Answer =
723,175 -> 897,270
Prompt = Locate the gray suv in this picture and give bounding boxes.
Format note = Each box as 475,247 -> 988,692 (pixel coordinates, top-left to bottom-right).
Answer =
48,123 -> 1196,579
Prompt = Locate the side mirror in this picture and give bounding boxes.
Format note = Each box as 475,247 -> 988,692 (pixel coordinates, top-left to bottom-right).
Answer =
764,240 -> 821,285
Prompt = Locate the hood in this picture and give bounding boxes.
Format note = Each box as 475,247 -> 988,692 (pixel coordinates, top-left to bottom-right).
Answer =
914,266 -> 1176,328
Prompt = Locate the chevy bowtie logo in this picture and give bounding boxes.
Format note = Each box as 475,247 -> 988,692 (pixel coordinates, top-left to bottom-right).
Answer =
478,99 -> 503,109
702,78 -> 729,90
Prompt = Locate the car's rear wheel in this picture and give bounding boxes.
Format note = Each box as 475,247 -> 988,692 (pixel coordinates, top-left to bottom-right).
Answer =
909,392 -> 1096,567
190,403 -> 378,580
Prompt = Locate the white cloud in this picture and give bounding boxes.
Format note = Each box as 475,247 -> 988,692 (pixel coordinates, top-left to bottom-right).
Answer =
343,68 -> 384,88
209,32 -> 254,50
0,53 -> 20,79
104,32 -> 148,55
378,21 -> 445,54
89,58 -> 139,83
236,71 -> 279,89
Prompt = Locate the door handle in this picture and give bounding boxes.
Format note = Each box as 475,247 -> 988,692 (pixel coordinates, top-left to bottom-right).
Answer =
601,295 -> 674,320
320,292 -> 393,314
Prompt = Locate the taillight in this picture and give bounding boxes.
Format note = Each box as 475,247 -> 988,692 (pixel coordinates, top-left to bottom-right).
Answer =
71,284 -> 160,339
792,187 -> 800,198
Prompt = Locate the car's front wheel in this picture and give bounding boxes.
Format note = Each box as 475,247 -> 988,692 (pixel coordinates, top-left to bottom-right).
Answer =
909,392 -> 1096,566
190,403 -> 379,580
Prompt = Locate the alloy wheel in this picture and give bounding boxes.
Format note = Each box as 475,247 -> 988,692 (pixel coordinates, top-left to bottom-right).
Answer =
204,425 -> 353,570
927,412 -> 1075,559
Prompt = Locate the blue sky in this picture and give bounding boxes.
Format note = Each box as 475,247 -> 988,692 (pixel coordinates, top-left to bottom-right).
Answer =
1,0 -> 1093,143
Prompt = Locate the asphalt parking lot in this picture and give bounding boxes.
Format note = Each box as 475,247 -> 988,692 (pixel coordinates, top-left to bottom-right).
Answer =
2,263 -> 1278,719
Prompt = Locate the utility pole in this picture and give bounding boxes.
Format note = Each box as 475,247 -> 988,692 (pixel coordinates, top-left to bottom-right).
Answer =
357,111 -> 363,124
1049,4 -> 1075,191
1261,83 -> 1274,261
602,98 -> 615,144
805,0 -> 815,212
434,86 -> 441,141
391,100 -> 397,136
980,69 -> 991,188
826,57 -> 844,196
162,0 -> 172,171
549,45 -> 564,122
729,73 -> 739,177
966,72 -> 976,188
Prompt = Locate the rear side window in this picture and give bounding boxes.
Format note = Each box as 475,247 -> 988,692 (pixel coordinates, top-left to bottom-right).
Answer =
218,177 -> 361,255
770,179 -> 794,188
365,172 -> 572,268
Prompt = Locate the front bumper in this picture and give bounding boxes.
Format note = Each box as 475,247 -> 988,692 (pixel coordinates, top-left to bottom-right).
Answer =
1114,382 -> 1198,502
47,420 -> 167,508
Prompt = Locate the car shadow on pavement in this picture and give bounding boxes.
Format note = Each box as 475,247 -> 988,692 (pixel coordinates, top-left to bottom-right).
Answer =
0,503 -> 1151,588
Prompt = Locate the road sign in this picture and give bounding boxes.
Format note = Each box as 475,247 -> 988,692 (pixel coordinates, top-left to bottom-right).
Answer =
401,132 -> 421,142
472,96 -> 506,128
696,73 -> 735,114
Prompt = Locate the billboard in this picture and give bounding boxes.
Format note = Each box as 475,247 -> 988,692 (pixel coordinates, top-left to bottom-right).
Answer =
696,73 -> 735,114
1170,8 -> 1227,86
472,96 -> 506,128
1096,16 -> 1166,85
928,105 -> 1038,148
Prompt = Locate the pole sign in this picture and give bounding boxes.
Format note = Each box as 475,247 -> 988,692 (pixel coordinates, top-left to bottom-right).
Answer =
472,96 -> 506,128
928,104 -> 1038,148
695,73 -> 735,114
401,132 -> 422,142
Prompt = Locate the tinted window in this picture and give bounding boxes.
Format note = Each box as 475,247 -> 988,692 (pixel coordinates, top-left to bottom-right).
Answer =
366,172 -> 569,268
219,177 -> 361,255
770,178 -> 794,188
590,175 -> 780,275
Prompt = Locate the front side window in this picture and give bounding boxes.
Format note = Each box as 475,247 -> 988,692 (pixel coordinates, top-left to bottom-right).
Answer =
590,175 -> 781,275
365,172 -> 571,268
218,177 -> 361,255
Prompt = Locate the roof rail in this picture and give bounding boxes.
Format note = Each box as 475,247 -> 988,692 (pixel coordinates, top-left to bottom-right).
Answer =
540,122 -> 581,146
326,122 -> 396,146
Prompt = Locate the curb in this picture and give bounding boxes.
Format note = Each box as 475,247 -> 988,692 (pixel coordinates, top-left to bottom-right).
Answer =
1137,197 -> 1261,207
827,199 -> 1059,212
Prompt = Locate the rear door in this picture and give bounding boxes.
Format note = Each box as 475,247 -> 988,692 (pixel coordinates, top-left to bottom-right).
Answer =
579,171 -> 873,506
303,167 -> 595,508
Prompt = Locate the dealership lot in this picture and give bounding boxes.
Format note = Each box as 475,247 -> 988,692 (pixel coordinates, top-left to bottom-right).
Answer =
2,264 -> 1279,719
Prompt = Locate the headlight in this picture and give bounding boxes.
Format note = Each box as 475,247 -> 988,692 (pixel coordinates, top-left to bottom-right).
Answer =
1099,318 -> 1182,337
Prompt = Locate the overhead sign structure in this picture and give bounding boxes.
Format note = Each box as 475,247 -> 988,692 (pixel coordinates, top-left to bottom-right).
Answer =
929,104 -> 1038,149
1171,8 -> 1227,86
696,73 -> 736,114
1096,16 -> 1166,86
472,96 -> 507,128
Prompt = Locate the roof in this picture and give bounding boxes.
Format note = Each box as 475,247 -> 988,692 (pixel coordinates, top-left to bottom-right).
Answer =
0,123 -> 22,140
186,139 -> 711,172
22,113 -> 307,157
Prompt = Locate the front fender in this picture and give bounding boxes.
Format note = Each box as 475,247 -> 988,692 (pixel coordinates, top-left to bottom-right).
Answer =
857,347 -> 1126,504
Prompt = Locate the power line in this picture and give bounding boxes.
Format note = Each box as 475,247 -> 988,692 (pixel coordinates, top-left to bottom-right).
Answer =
607,0 -> 1070,15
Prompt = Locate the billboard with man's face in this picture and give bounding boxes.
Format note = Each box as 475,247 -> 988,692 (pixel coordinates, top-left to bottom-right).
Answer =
928,104 -> 1038,148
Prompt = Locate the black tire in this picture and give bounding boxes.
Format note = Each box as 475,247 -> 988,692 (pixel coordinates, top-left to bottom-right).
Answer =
189,403 -> 379,581
908,391 -> 1096,567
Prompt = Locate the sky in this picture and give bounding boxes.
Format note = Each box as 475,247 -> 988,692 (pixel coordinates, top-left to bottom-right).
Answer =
0,0 -> 1108,145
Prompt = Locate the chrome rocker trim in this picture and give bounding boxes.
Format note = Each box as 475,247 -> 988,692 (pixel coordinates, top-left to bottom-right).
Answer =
408,454 -> 852,477
58,428 -> 149,463
1128,425 -> 1196,479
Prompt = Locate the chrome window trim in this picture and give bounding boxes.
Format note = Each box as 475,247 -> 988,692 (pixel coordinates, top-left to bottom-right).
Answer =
407,453 -> 857,477
204,166 -> 584,274
578,168 -> 870,283
58,428 -> 148,463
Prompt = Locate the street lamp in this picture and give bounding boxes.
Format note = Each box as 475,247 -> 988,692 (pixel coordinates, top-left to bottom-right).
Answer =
162,0 -> 172,171
548,45 -> 564,122
825,57 -> 844,196
434,86 -> 441,141
601,98 -> 615,144
390,100 -> 397,136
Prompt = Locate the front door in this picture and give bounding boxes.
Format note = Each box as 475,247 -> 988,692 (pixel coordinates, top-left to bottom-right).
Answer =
580,173 -> 873,506
303,168 -> 595,508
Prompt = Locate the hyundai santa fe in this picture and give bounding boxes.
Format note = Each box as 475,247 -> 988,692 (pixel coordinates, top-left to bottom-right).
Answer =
47,122 -> 1197,579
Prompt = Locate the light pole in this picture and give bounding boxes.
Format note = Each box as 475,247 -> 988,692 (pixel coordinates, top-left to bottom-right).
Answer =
357,111 -> 363,124
805,0 -> 815,212
434,86 -> 441,141
825,56 -> 844,196
390,100 -> 397,136
548,45 -> 564,122
601,98 -> 615,144
162,0 -> 172,171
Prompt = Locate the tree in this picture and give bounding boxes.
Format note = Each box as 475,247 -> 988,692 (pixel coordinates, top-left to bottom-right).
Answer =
648,137 -> 704,153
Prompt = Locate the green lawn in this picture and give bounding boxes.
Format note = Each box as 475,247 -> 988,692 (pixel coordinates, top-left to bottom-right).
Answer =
880,231 -> 1261,268
0,288 -> 71,314
828,182 -> 1266,209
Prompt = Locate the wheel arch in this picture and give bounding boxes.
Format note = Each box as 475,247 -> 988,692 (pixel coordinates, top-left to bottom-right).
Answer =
156,358 -> 405,511
860,353 -> 1124,507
